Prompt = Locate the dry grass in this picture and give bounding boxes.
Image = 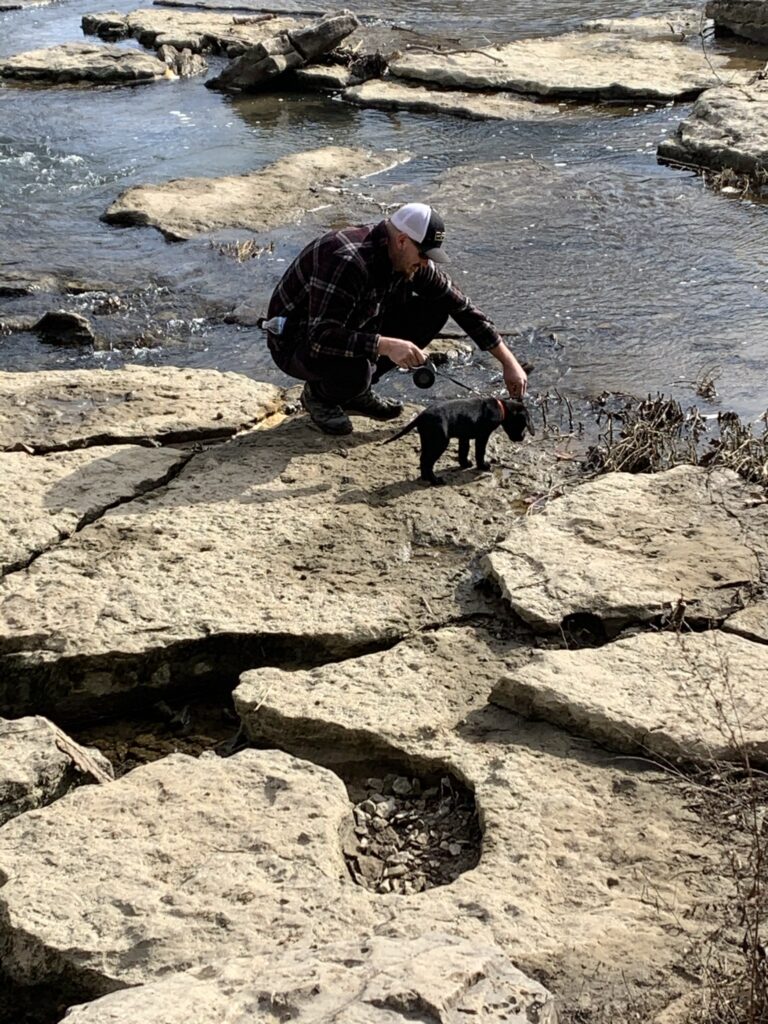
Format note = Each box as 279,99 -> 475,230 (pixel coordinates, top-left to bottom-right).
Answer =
212,239 -> 274,262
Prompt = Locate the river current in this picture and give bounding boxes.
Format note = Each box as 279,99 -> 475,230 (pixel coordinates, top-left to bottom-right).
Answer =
2,0 -> 768,420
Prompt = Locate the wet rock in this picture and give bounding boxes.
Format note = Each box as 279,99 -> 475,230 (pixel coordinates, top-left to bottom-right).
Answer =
0,366 -> 281,452
33,311 -> 95,347
292,62 -> 356,89
60,934 -> 555,1024
0,315 -> 37,335
0,271 -> 120,298
0,716 -> 113,827
483,466 -> 768,633
233,625 -> 730,1002
389,31 -> 750,102
206,11 -> 359,92
707,0 -> 768,42
102,146 -> 398,241
0,43 -> 170,86
156,44 -> 208,77
343,78 -> 568,121
82,8 -> 300,56
491,630 -> 768,766
0,749 -> 363,991
658,79 -> 768,179
580,10 -> 705,39
0,444 -> 187,574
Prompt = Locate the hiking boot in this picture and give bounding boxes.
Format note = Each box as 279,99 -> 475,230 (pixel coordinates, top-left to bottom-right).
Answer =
300,383 -> 353,435
345,389 -> 403,420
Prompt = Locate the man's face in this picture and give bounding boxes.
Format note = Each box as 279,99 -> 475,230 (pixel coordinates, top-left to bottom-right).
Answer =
392,233 -> 429,278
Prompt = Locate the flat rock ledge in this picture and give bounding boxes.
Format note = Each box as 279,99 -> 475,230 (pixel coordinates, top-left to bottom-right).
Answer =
491,630 -> 768,766
82,8 -> 300,55
725,598 -> 768,643
233,625 -> 730,1005
0,43 -> 170,86
61,935 -> 555,1024
707,0 -> 768,42
389,31 -> 750,102
102,145 -> 398,240
0,367 -> 282,452
0,444 -> 187,574
0,716 -> 112,827
483,465 -> 768,633
658,80 -> 768,178
343,79 -> 568,121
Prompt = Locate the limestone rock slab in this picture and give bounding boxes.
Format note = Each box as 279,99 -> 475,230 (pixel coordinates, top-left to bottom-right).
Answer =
491,630 -> 768,765
390,32 -> 750,102
344,79 -> 567,121
61,935 -> 556,1023
483,466 -> 767,632
0,43 -> 169,86
0,749 -> 364,991
725,599 -> 768,643
102,146 -> 398,240
234,625 -> 729,1003
82,8 -> 300,55
706,0 -> 768,42
658,80 -> 768,177
0,366 -> 281,451
580,10 -> 705,39
0,445 -> 186,574
0,716 -> 112,827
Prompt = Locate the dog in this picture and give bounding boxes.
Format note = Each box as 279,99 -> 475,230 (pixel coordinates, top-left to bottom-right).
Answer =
385,397 -> 535,485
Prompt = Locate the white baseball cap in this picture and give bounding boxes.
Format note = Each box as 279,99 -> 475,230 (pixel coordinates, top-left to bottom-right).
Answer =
390,202 -> 448,263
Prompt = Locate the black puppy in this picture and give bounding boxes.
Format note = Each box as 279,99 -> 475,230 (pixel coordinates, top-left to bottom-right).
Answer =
385,397 -> 535,485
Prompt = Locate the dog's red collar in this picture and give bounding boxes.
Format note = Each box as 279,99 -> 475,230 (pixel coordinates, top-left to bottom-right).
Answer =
495,398 -> 506,421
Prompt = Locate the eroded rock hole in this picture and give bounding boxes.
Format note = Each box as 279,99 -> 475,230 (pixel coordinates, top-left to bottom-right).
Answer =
341,769 -> 481,895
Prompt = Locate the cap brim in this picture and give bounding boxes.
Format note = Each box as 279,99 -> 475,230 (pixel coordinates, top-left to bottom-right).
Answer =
423,247 -> 449,264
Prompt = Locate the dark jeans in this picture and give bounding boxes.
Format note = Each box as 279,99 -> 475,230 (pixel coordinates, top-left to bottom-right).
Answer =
268,293 -> 451,404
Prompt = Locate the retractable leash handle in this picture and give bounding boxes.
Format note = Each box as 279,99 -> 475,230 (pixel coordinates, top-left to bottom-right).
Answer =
257,316 -> 287,334
411,359 -> 484,397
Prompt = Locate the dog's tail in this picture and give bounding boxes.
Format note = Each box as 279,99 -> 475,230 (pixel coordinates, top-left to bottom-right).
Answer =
381,415 -> 421,444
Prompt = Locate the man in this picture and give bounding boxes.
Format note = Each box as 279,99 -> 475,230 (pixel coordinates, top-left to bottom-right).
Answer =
265,202 -> 528,435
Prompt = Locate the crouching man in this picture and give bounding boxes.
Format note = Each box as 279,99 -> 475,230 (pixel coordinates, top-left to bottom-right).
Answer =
265,202 -> 527,435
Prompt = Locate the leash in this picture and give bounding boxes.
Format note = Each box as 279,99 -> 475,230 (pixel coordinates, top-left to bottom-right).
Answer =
415,358 -> 485,397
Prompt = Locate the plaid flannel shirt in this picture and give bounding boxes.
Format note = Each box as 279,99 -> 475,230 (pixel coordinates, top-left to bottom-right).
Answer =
267,220 -> 503,361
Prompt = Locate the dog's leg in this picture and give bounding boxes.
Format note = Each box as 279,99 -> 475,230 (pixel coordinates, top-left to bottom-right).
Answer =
420,437 -> 449,486
475,430 -> 493,471
458,437 -> 471,468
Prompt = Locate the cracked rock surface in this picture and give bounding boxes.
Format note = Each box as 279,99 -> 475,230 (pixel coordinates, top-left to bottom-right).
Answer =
0,43 -> 170,85
483,465 -> 768,633
343,79 -> 570,121
234,625 -> 727,1002
0,445 -> 186,574
61,934 -> 556,1023
102,146 -> 399,241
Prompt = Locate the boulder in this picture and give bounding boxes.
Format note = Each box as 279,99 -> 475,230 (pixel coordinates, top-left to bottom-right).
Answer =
155,44 -> 208,77
706,0 -> 768,42
82,8 -> 300,56
483,466 -> 768,633
60,935 -> 555,1024
206,11 -> 359,92
389,32 -> 751,102
0,716 -> 112,827
102,146 -> 398,240
33,311 -> 95,347
0,43 -> 170,86
0,445 -> 186,574
0,366 -> 281,452
343,79 -> 568,121
491,630 -> 768,766
657,80 -> 768,178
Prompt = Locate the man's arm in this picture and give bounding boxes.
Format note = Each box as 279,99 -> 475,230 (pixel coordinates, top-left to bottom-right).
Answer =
488,341 -> 527,398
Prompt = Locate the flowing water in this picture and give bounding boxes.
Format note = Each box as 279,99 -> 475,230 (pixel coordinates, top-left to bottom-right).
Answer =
2,0 -> 768,419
